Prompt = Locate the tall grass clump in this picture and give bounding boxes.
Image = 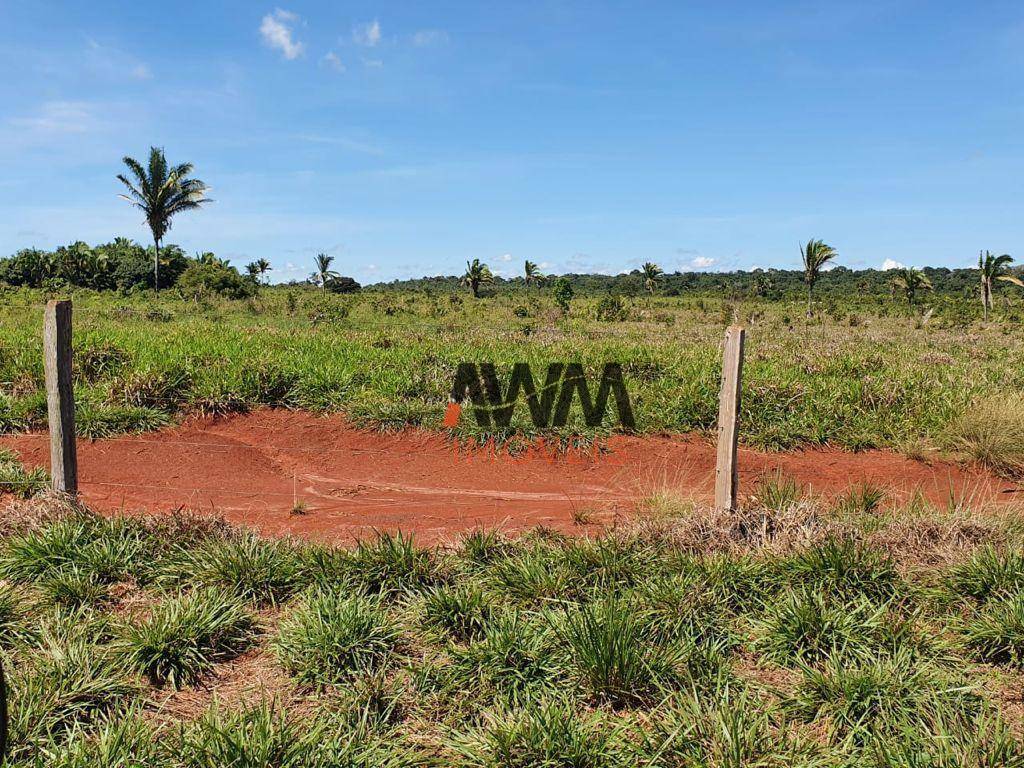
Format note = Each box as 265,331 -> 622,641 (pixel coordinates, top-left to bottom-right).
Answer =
165,530 -> 302,605
35,709 -> 161,768
0,447 -> 47,497
789,651 -> 977,747
0,515 -> 152,585
175,701 -> 413,768
451,613 -> 561,705
421,584 -> 494,643
7,634 -> 137,761
750,469 -> 803,511
553,596 -> 720,706
945,394 -> 1024,478
273,588 -> 402,687
784,536 -> 900,599
962,593 -> 1024,666
345,531 -> 441,595
121,588 -> 256,687
753,588 -> 920,664
451,698 -> 622,768
947,546 -> 1024,602
633,689 -> 811,767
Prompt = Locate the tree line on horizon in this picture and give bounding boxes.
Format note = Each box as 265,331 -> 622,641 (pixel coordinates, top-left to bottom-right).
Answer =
0,146 -> 1020,316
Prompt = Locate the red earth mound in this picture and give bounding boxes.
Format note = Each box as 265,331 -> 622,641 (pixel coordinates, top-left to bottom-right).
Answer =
2,409 -> 1018,544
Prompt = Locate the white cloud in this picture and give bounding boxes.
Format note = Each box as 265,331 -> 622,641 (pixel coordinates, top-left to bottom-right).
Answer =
690,256 -> 715,269
293,133 -> 382,155
7,101 -> 98,134
881,258 -> 905,271
320,51 -> 345,72
499,253 -> 512,262
260,9 -> 305,60
412,29 -> 449,46
353,19 -> 381,47
85,39 -> 152,80
362,58 -> 384,68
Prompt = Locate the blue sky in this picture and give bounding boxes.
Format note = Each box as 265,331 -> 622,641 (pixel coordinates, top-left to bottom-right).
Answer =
1,1 -> 1022,284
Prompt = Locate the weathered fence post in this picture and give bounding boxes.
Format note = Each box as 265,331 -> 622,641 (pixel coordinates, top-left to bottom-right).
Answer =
43,299 -> 77,495
0,658 -> 7,765
714,325 -> 745,512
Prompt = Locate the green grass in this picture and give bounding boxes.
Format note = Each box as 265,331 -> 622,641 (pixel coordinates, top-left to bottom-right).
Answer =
120,588 -> 256,687
2,499 -> 1024,765
272,588 -> 402,687
3,286 -> 1023,455
0,447 -> 47,497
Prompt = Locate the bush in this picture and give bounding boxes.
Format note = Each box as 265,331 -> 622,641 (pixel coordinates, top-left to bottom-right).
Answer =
176,262 -> 257,301
553,277 -> 574,314
325,276 -> 362,294
595,294 -> 628,322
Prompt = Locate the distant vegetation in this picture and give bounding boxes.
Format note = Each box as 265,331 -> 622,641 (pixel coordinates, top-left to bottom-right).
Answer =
2,284 -> 1024,470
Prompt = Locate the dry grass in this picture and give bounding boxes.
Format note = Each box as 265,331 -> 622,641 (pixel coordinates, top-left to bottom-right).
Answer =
945,394 -> 1024,478
628,488 -> 853,555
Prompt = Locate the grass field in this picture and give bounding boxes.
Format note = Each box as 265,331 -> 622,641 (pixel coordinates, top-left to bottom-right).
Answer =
3,487 -> 1024,766
2,287 -> 1023,464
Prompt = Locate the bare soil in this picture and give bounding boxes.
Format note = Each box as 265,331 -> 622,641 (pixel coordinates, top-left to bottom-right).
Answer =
2,409 -> 1018,544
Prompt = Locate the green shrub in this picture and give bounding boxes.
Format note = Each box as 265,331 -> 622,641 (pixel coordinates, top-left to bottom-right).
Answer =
176,261 -> 257,301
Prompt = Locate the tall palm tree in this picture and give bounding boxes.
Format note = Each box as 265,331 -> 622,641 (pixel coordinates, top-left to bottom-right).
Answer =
978,250 -> 1022,321
524,260 -> 544,288
462,259 -> 493,298
311,253 -> 339,294
641,262 -> 663,295
800,239 -> 838,317
255,258 -> 272,284
245,261 -> 261,280
890,268 -> 933,305
117,147 -> 210,291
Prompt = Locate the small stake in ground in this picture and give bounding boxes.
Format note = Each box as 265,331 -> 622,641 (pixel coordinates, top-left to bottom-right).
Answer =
43,299 -> 77,495
715,325 -> 745,512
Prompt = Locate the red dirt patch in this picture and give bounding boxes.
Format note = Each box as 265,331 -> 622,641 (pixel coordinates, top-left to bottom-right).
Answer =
2,409 -> 1018,544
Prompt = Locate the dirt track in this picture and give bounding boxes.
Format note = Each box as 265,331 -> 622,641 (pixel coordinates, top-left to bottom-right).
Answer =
2,409 -> 1018,543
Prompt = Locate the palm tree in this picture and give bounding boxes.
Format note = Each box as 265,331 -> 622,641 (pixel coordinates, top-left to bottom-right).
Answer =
311,253 -> 339,294
641,262 -> 663,295
245,261 -> 261,280
255,258 -> 272,284
462,259 -> 493,298
800,239 -> 838,317
890,268 -> 932,305
117,147 -> 210,291
978,250 -> 1022,321
524,260 -> 544,288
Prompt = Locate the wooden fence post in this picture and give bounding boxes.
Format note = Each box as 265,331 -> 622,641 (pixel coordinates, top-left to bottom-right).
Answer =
715,325 -> 745,512
0,658 -> 6,765
43,300 -> 77,495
